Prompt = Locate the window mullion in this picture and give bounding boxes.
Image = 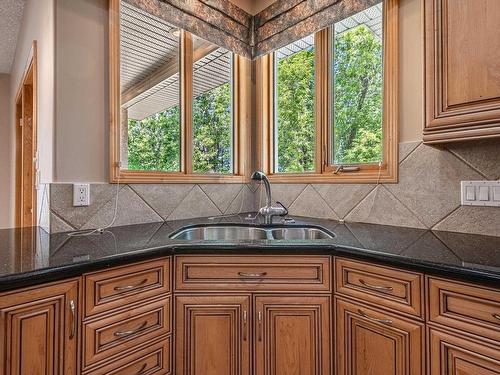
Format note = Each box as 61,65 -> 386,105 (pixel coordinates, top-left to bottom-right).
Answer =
181,31 -> 193,174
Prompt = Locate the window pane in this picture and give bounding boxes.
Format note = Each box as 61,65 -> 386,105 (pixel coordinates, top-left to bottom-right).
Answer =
332,3 -> 383,165
192,37 -> 233,174
120,1 -> 181,171
275,35 -> 316,173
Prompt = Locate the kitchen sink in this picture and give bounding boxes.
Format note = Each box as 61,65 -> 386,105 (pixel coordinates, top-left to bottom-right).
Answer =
169,225 -> 334,241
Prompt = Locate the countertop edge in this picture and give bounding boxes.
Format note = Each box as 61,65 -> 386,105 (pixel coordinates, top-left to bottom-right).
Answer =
0,243 -> 498,293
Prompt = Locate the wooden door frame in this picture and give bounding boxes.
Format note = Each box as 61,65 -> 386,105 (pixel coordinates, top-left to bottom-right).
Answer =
14,41 -> 38,228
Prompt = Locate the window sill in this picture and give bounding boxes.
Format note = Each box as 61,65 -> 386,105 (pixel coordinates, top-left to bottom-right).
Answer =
110,170 -> 250,184
265,170 -> 398,184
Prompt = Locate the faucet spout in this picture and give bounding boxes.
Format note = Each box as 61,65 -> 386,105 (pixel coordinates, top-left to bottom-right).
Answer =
251,171 -> 288,223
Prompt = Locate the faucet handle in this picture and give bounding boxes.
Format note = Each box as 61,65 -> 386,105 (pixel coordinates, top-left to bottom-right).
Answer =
275,201 -> 288,216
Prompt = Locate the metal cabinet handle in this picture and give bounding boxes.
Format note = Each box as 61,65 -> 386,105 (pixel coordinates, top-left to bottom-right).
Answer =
492,313 -> 500,321
243,310 -> 248,341
359,279 -> 394,293
114,278 -> 148,292
258,311 -> 263,341
69,300 -> 76,339
135,363 -> 147,375
238,272 -> 267,278
114,321 -> 148,338
358,309 -> 393,325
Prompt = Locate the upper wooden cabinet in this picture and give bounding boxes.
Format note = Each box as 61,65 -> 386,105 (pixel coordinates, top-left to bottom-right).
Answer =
424,0 -> 500,143
0,280 -> 80,375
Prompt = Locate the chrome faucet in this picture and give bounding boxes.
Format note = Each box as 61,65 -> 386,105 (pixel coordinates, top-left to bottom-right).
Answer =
251,171 -> 288,223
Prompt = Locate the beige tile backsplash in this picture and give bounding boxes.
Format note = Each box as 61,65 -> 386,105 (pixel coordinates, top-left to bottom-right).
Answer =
49,140 -> 500,237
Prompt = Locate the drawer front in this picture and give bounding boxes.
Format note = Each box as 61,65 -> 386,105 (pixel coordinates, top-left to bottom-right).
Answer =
428,277 -> 500,343
86,336 -> 171,375
84,258 -> 170,317
83,297 -> 171,369
335,258 -> 424,318
175,256 -> 331,291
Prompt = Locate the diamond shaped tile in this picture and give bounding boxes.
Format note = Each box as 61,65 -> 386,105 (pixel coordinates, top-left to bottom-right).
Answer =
433,206 -> 500,237
82,186 -> 162,229
50,183 -> 119,229
313,184 -> 375,219
167,185 -> 221,221
386,144 -> 483,228
447,139 -> 500,180
288,185 -> 339,220
345,186 -> 426,228
399,141 -> 421,163
130,184 -> 194,220
199,184 -> 243,213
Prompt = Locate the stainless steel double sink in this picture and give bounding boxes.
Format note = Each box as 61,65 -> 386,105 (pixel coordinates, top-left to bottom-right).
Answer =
169,225 -> 334,241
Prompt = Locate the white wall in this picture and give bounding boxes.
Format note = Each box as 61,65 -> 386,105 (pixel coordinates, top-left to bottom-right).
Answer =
55,0 -> 108,183
0,74 -> 12,228
10,0 -> 55,185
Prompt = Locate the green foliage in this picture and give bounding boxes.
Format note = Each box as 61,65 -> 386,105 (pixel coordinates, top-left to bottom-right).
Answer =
127,25 -> 383,174
276,48 -> 316,173
193,83 -> 232,173
333,25 -> 383,164
127,106 -> 181,171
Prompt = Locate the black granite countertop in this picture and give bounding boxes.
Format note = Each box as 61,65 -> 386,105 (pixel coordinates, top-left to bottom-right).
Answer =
0,214 -> 499,292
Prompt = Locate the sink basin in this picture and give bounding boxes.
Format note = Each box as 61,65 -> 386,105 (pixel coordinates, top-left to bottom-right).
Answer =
170,225 -> 334,241
269,227 -> 333,240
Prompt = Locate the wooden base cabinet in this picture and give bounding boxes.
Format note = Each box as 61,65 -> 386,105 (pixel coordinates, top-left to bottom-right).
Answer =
175,294 -> 251,375
335,298 -> 424,375
0,280 -> 80,375
254,295 -> 331,375
428,328 -> 500,375
175,294 -> 331,375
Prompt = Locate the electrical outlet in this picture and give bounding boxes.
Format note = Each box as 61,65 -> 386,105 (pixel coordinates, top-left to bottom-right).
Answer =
73,184 -> 90,206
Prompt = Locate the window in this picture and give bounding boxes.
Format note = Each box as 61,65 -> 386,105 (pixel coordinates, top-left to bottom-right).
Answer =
260,0 -> 398,183
109,0 -> 249,183
274,34 -> 316,173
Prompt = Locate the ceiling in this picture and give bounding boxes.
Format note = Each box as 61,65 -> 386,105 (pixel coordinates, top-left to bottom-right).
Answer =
0,0 -> 25,74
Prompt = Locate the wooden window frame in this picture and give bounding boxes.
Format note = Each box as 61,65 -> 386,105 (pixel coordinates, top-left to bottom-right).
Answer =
109,0 -> 251,184
256,0 -> 399,184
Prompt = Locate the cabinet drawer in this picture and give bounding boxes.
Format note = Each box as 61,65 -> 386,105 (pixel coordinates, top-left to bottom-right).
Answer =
175,255 -> 331,291
84,258 -> 170,317
83,297 -> 171,369
86,336 -> 171,375
335,258 -> 424,318
428,277 -> 500,343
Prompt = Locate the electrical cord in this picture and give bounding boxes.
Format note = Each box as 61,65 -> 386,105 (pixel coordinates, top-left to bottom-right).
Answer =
67,174 -> 121,237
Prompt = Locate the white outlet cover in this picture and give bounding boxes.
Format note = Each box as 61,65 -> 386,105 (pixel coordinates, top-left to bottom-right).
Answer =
73,183 -> 90,206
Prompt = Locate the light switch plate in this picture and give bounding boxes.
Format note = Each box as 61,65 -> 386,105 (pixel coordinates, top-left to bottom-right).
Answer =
461,181 -> 500,207
73,184 -> 90,206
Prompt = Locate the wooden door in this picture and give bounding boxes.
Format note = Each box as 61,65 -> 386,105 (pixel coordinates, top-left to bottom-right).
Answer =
0,280 -> 79,375
175,294 -> 251,375
254,295 -> 331,375
423,0 -> 500,142
14,41 -> 38,228
428,328 -> 500,375
335,298 -> 423,375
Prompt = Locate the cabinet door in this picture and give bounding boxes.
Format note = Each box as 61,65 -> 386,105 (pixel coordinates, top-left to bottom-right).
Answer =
336,298 -> 423,375
254,295 -> 331,375
175,294 -> 251,375
0,280 -> 79,375
424,0 -> 500,142
428,328 -> 500,375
